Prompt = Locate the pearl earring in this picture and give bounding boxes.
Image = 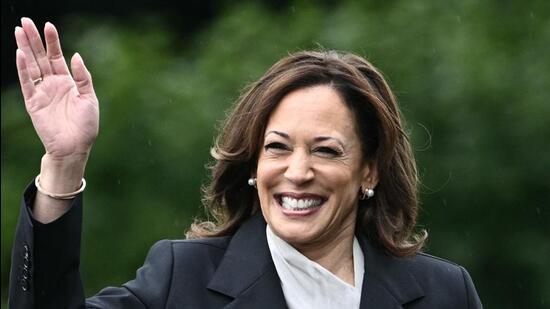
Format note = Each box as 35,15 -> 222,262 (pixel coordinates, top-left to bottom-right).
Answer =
248,177 -> 257,188
361,187 -> 375,200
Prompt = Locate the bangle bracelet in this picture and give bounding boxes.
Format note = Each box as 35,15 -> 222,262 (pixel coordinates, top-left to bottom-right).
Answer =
35,174 -> 86,200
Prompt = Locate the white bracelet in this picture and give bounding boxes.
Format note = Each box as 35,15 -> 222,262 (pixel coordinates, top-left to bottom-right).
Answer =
35,174 -> 86,200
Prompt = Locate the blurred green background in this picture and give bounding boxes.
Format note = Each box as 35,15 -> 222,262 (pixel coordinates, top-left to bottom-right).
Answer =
2,1 -> 549,307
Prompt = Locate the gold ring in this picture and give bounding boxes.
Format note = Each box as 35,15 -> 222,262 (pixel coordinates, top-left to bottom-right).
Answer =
32,77 -> 43,86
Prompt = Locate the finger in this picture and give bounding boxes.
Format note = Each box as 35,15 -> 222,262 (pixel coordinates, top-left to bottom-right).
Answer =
15,26 -> 41,80
21,17 -> 52,77
16,49 -> 36,102
71,53 -> 95,96
44,22 -> 70,75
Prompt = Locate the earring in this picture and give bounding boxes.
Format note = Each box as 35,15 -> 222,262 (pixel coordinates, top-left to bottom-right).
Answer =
248,177 -> 257,188
360,187 -> 374,200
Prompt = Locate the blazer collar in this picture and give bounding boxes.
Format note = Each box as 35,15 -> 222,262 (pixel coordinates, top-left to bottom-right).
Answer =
207,212 -> 287,308
357,233 -> 425,308
207,213 -> 424,308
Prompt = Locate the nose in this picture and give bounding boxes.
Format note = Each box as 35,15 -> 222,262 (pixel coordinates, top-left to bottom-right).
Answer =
284,149 -> 314,185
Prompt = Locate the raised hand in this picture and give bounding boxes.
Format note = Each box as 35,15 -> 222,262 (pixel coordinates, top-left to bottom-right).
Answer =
15,17 -> 99,160
15,18 -> 100,222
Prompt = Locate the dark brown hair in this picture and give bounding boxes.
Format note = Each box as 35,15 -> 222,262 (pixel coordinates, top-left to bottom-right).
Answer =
187,50 -> 427,257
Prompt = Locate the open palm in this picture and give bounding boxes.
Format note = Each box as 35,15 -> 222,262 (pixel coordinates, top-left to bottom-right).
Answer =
15,18 -> 99,159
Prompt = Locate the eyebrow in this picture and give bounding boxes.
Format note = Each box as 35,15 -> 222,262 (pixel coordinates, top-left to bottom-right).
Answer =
265,131 -> 346,148
265,130 -> 289,139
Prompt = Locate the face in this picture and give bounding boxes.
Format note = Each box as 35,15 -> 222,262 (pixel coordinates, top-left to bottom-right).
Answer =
256,85 -> 376,249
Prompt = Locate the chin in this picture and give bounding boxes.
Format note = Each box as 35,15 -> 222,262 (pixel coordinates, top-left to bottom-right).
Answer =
268,216 -> 321,246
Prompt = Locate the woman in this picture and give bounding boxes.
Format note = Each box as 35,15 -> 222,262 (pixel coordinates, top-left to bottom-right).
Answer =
9,18 -> 482,308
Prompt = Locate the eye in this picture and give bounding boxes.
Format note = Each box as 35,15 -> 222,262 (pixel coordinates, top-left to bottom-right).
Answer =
314,146 -> 342,157
264,142 -> 290,153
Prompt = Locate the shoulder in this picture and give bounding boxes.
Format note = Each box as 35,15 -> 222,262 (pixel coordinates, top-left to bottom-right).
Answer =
409,252 -> 464,276
169,236 -> 232,251
404,252 -> 482,307
147,236 -> 232,269
404,252 -> 470,287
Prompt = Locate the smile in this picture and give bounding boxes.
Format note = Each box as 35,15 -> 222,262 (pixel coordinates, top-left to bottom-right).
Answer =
275,193 -> 326,211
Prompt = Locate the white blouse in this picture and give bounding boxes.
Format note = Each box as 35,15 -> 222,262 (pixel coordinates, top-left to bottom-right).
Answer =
266,225 -> 364,309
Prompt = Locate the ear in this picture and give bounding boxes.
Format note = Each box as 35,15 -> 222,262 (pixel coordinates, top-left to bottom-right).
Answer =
360,160 -> 379,190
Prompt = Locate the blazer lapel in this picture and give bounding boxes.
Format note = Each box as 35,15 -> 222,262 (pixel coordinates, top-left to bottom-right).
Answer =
207,213 -> 287,309
207,213 -> 424,309
358,234 -> 425,308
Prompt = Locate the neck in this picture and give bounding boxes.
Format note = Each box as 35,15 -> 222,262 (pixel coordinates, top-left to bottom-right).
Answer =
293,223 -> 356,286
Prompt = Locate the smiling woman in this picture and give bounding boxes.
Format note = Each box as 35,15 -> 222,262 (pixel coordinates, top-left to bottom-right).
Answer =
189,52 -> 424,259
9,18 -> 482,309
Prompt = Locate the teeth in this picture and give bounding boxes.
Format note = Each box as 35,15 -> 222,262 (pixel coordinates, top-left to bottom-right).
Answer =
281,196 -> 322,210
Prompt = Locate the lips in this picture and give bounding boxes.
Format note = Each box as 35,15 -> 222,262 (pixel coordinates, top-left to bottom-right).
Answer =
275,193 -> 327,211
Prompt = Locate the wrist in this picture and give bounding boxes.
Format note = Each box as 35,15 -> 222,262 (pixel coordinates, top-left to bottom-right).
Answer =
39,153 -> 89,193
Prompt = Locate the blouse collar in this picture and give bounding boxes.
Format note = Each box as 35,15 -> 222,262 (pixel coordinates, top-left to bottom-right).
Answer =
266,224 -> 364,309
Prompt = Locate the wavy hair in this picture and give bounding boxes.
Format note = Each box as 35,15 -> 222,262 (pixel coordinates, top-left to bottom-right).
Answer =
187,50 -> 427,257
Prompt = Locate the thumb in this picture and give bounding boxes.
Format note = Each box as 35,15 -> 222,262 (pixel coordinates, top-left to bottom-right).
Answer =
71,53 -> 95,96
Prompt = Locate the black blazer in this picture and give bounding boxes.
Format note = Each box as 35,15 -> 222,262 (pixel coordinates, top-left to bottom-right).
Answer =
9,185 -> 483,308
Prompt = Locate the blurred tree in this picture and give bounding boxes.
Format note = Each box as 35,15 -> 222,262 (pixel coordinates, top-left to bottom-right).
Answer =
2,0 -> 549,307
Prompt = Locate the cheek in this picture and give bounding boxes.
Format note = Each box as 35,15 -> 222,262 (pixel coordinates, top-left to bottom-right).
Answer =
322,169 -> 362,204
256,156 -> 285,182
255,160 -> 278,203
318,165 -> 360,187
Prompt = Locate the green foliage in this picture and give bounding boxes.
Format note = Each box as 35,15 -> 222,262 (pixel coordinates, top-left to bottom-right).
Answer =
2,1 -> 549,307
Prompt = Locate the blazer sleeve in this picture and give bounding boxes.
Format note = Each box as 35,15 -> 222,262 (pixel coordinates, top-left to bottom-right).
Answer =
9,183 -> 85,309
8,183 -> 174,309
